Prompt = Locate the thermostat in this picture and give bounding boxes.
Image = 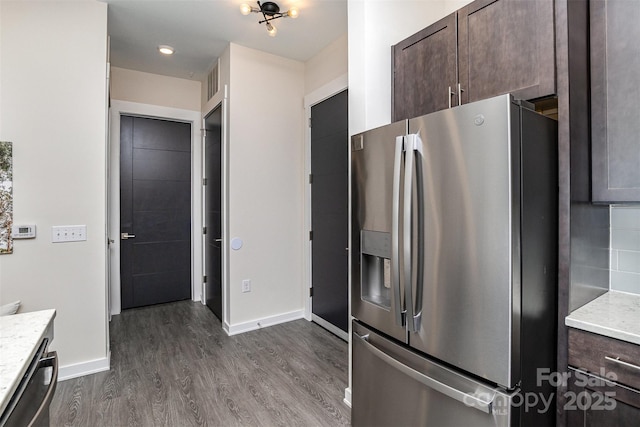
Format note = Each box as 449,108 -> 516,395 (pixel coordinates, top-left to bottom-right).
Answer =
12,225 -> 36,239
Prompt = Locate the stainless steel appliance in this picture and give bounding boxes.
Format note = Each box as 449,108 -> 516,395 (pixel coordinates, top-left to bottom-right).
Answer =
351,94 -> 557,426
0,338 -> 58,427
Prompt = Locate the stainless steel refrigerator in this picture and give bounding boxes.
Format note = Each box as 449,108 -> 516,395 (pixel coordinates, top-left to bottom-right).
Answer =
351,94 -> 557,427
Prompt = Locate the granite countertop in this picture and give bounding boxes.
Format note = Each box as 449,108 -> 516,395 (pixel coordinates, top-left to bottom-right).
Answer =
565,291 -> 640,345
0,309 -> 56,415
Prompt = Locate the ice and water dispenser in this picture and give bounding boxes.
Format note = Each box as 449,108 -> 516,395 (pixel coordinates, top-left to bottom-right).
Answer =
360,230 -> 392,309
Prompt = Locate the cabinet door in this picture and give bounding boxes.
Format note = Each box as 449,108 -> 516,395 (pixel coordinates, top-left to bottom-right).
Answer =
591,0 -> 640,202
392,13 -> 457,121
567,369 -> 640,427
457,0 -> 555,105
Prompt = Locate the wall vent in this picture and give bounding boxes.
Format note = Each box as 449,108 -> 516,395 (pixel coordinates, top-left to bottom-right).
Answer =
207,62 -> 219,101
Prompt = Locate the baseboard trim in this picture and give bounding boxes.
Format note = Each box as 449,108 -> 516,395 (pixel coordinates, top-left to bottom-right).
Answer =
224,309 -> 305,336
58,352 -> 111,381
311,314 -> 348,341
344,387 -> 352,407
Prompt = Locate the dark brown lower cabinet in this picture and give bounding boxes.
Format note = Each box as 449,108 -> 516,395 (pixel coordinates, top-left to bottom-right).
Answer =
567,328 -> 640,426
567,368 -> 640,426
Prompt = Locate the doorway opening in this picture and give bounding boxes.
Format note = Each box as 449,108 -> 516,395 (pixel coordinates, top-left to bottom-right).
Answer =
309,89 -> 349,339
203,105 -> 223,320
108,101 -> 203,316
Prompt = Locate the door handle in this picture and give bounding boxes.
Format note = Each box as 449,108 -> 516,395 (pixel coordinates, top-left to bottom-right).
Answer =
121,233 -> 136,240
215,238 -> 223,242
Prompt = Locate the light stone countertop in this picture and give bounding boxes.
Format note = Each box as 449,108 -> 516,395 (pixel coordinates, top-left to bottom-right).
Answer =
0,309 -> 56,416
565,291 -> 640,345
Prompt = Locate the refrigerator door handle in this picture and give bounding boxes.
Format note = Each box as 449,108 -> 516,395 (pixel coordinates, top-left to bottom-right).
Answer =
403,135 -> 415,332
412,135 -> 425,331
353,332 -> 495,414
403,134 -> 425,332
392,136 -> 406,327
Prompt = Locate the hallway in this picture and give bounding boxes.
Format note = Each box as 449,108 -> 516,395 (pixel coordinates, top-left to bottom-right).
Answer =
50,301 -> 350,426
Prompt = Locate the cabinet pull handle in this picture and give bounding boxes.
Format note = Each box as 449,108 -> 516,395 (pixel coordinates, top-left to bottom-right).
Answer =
448,86 -> 455,109
605,356 -> 640,371
457,83 -> 465,106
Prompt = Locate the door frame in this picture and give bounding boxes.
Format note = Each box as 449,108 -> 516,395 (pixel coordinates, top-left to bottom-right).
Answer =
202,87 -> 228,325
303,73 -> 348,341
108,100 -> 202,315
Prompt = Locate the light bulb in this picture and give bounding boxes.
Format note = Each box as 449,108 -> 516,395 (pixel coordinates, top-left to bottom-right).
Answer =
266,22 -> 277,37
240,3 -> 253,15
158,45 -> 174,55
287,7 -> 299,18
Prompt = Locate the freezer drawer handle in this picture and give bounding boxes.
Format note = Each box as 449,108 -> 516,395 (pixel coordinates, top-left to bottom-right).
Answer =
354,332 -> 494,414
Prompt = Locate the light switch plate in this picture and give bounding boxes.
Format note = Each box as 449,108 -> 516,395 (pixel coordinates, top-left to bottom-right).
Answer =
52,225 -> 87,243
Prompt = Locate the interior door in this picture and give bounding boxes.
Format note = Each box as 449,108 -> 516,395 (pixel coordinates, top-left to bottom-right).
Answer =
204,106 -> 223,320
310,90 -> 349,335
120,115 -> 192,309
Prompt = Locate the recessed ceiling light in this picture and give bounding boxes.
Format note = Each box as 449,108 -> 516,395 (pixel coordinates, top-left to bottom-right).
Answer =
158,45 -> 174,55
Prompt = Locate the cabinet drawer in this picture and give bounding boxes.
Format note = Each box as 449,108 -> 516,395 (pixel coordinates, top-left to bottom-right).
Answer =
568,328 -> 640,390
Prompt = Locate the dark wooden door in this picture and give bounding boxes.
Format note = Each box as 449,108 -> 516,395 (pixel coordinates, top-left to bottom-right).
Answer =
120,115 -> 192,309
311,90 -> 349,333
392,12 -> 458,121
204,106 -> 223,320
457,0 -> 555,104
590,0 -> 640,202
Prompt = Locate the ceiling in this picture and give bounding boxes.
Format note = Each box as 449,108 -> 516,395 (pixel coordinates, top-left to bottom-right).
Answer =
102,0 -> 348,81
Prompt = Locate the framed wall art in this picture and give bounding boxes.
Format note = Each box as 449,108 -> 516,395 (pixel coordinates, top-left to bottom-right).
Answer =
1,141 -> 13,254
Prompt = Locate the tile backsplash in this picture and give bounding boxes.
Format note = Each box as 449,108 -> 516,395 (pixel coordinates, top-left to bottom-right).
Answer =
610,206 -> 640,294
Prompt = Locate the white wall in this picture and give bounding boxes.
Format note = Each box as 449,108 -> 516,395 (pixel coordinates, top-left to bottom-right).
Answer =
0,1 -> 109,376
305,33 -> 348,95
110,67 -> 201,111
225,43 -> 305,333
347,0 -> 472,135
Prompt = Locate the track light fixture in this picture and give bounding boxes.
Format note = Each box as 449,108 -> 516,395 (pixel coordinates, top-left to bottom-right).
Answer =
240,1 -> 299,36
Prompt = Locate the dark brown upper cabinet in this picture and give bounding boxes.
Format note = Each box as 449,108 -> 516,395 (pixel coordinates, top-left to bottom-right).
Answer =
591,0 -> 640,203
458,0 -> 555,105
392,13 -> 458,122
392,0 -> 555,122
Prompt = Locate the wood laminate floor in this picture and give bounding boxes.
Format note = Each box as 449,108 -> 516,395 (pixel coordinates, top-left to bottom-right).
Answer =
50,301 -> 351,426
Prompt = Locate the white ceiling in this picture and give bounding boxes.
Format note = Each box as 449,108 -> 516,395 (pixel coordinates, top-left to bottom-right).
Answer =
102,0 -> 348,81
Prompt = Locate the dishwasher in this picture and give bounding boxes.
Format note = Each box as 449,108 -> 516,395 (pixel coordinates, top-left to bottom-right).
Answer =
0,338 -> 58,427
